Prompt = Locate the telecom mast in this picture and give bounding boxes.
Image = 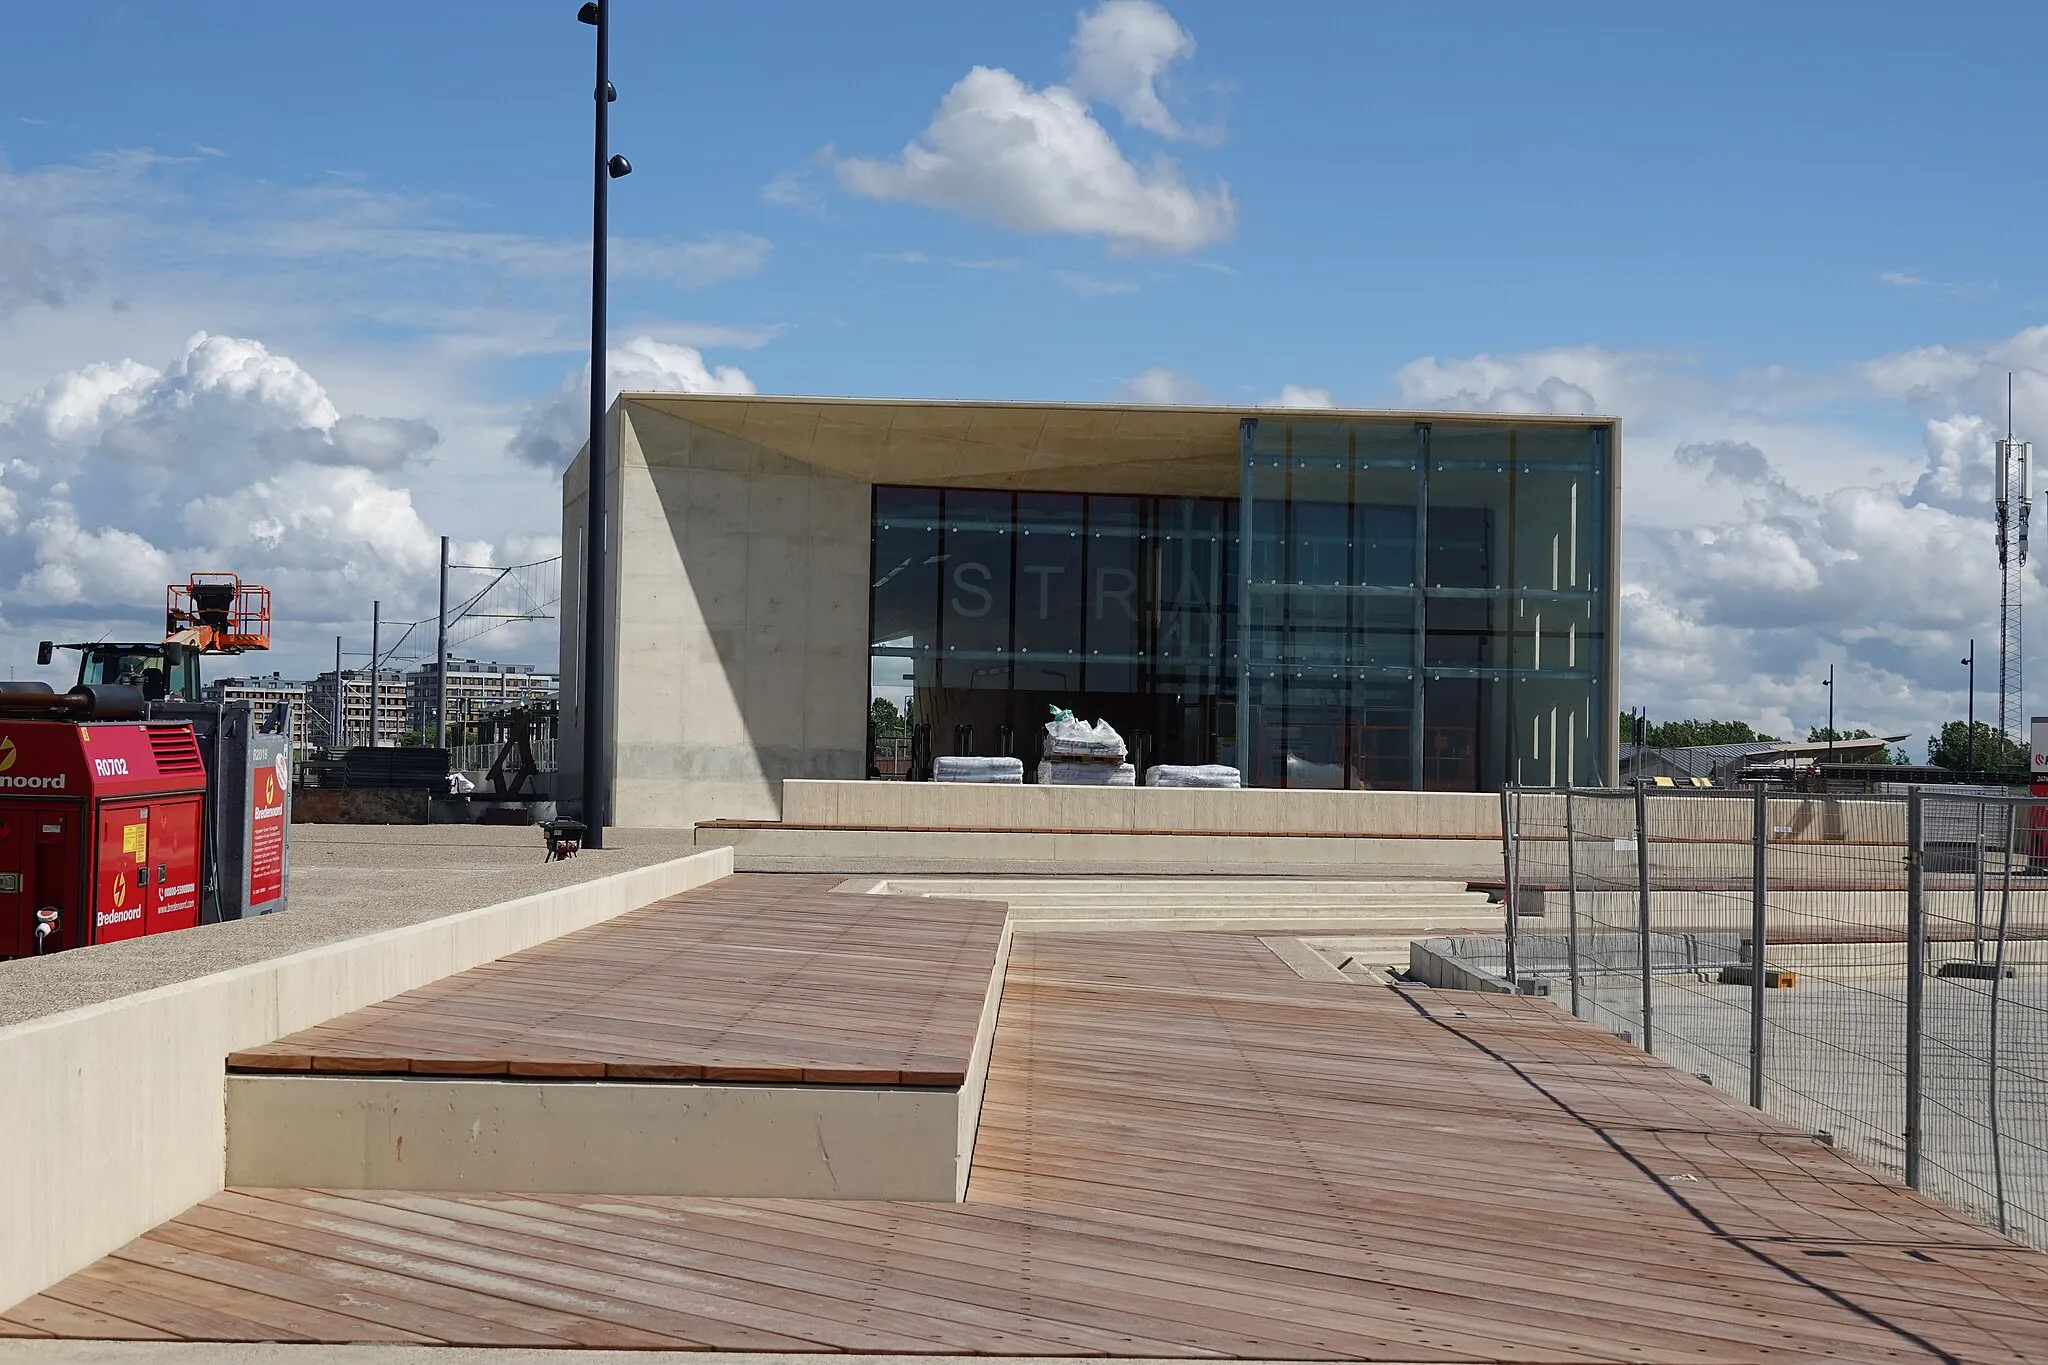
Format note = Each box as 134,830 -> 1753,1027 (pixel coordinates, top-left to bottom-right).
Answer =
1995,374 -> 2032,744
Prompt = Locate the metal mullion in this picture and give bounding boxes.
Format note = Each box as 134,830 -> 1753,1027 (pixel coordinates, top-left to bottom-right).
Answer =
1412,423 -> 1429,789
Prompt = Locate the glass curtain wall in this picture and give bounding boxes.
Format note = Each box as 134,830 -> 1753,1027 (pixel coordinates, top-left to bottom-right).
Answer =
868,417 -> 1608,789
1241,418 -> 1608,791
869,487 -> 1237,779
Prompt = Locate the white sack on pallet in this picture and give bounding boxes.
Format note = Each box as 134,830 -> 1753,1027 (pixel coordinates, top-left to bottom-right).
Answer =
1043,707 -> 1127,761
1035,760 -> 1136,787
934,755 -> 1025,784
1144,764 -> 1242,788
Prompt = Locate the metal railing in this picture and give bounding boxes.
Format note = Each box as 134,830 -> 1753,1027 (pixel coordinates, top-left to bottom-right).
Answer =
449,736 -> 557,775
1502,784 -> 2048,1248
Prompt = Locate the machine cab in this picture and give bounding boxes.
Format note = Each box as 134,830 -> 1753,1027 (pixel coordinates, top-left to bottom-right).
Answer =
35,643 -> 202,704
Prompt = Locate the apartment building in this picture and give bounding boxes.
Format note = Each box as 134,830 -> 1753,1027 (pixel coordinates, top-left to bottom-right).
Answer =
201,674 -> 313,753
308,668 -> 411,749
407,659 -> 559,739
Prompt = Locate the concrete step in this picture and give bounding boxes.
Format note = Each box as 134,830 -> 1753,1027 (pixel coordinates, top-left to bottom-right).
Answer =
880,878 -> 1484,895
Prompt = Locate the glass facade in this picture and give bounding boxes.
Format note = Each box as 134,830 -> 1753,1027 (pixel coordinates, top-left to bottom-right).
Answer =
868,416 -> 1610,790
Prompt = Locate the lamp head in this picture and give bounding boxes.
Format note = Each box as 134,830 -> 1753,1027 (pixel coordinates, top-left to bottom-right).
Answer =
607,154 -> 632,178
576,3 -> 600,24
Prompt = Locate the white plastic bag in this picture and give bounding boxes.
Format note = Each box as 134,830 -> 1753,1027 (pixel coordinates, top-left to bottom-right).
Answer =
1043,706 -> 1126,760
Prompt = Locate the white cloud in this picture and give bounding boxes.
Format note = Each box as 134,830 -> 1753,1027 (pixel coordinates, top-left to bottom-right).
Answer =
1390,346 -> 1669,416
0,333 -> 453,656
1264,383 -> 1334,409
1067,0 -> 1203,140
1110,366 -> 1208,404
508,336 -> 756,471
835,5 -> 1233,254
1396,330 -> 2048,749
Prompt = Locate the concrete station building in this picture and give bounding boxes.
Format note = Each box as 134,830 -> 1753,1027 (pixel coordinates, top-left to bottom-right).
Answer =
561,394 -> 1620,829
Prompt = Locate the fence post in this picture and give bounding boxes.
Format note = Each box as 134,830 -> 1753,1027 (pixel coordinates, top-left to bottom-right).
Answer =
1750,782 -> 1767,1109
1635,779 -> 1654,1055
1501,785 -> 1519,991
1904,786 -> 1925,1191
1991,800 -> 2017,1234
1565,788 -> 1581,1019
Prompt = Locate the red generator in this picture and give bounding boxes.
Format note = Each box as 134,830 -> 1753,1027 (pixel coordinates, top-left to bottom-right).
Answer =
0,691 -> 207,959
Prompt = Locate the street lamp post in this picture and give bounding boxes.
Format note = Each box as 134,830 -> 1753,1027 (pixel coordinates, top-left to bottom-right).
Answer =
576,0 -> 631,849
1822,665 -> 1835,763
1963,640 -> 1977,773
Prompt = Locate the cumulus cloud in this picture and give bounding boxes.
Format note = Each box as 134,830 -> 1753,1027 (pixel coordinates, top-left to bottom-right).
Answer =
1067,0 -> 1204,140
835,3 -> 1232,253
0,333 -> 446,642
1391,346 -> 1650,415
1109,366 -> 1208,404
1381,332 -> 2048,746
508,336 -> 756,471
1264,383 -> 1335,409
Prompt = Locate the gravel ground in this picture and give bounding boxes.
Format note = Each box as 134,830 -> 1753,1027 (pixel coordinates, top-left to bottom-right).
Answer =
0,824 -> 698,1028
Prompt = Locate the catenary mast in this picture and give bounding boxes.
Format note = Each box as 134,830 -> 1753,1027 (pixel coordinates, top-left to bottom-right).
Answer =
1995,373 -> 2032,745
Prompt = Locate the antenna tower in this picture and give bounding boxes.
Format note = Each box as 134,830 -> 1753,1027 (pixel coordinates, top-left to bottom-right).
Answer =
1995,373 -> 2032,745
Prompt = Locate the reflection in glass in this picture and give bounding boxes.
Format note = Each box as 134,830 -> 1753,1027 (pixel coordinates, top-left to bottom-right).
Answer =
867,417 -> 1609,790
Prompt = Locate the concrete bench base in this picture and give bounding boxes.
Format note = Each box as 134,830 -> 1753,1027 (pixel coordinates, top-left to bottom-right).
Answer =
226,1074 -> 966,1200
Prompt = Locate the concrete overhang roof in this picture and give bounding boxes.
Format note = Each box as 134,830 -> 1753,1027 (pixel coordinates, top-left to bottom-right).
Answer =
604,392 -> 1620,497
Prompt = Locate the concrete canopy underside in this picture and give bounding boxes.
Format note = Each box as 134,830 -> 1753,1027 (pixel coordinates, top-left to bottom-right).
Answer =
560,395 -> 1622,831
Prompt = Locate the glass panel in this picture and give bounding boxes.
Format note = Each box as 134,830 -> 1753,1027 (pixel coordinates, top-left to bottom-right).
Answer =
939,489 -> 1013,694
1014,492 -> 1085,692
1425,427 -> 1511,590
1085,496 -> 1142,693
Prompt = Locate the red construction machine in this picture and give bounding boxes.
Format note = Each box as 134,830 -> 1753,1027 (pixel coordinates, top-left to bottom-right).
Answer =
5,574 -> 291,958
0,686 -> 207,956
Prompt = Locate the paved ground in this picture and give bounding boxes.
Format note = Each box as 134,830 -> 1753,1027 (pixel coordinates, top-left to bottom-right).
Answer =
14,931 -> 2048,1360
0,825 -> 696,1027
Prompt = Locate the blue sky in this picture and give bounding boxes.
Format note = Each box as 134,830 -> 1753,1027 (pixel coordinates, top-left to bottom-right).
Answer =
2,1 -> 2046,747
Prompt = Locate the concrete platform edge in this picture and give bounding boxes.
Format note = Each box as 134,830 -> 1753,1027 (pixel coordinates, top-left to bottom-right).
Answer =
0,846 -> 733,1314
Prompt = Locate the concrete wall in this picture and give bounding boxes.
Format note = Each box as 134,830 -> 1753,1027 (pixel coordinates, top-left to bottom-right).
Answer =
563,403 -> 871,830
779,779 -> 1503,836
0,846 -> 733,1315
226,1075 -> 961,1200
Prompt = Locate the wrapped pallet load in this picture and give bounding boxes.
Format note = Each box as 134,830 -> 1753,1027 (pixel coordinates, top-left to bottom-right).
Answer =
1037,707 -> 1132,784
1034,760 -> 1137,786
1144,763 -> 1243,789
934,755 -> 1025,784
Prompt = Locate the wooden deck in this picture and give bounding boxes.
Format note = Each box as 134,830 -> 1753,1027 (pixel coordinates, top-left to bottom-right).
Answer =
225,874 -> 1009,1085
11,925 -> 2048,1360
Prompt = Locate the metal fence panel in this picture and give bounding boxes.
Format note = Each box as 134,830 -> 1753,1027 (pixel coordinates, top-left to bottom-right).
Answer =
1503,783 -> 2048,1251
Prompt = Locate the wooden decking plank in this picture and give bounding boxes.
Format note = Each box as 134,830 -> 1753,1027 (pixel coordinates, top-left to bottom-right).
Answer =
219,1189 -> 860,1353
139,1212 -> 645,1347
66,1255 -> 435,1345
371,1190 -> 1220,1357
23,908 -> 2048,1359
0,1296 -> 174,1340
228,873 -> 1006,1080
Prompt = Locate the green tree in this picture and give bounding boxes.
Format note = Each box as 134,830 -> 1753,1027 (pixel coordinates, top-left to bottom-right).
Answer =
869,696 -> 905,734
1621,713 -> 1776,747
1928,721 -> 2028,773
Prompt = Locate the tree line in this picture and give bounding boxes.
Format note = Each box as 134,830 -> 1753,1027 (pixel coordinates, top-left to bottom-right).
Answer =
1619,713 -> 2029,771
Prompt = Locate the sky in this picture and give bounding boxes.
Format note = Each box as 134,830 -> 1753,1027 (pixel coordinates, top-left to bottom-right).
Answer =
2,1 -> 2047,753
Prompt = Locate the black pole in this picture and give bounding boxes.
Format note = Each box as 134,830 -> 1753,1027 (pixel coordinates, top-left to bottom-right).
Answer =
1966,641 -> 1977,773
580,0 -> 612,848
1824,664 -> 1834,761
